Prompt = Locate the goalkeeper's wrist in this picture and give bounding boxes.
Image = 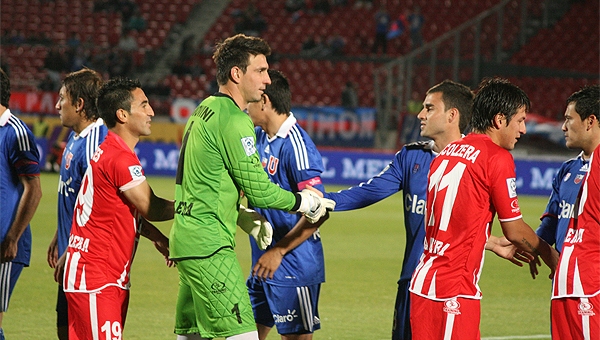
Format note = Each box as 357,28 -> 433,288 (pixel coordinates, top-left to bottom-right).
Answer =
291,193 -> 303,212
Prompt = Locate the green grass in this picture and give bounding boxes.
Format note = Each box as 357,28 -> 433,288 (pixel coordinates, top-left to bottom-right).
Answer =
3,173 -> 553,339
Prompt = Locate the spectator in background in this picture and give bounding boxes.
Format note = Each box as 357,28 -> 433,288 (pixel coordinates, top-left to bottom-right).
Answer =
372,5 -> 390,55
406,90 -> 423,115
33,115 -> 49,139
341,81 -> 359,109
328,34 -> 346,56
354,0 -> 373,9
127,7 -> 147,32
408,6 -> 424,49
118,29 -> 139,52
66,32 -> 81,49
234,2 -> 267,37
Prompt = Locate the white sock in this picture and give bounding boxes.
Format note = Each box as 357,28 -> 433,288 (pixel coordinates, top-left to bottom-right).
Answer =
226,330 -> 259,340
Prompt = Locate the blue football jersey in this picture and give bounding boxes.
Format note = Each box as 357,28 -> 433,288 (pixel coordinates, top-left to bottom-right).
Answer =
325,140 -> 435,281
0,109 -> 40,265
536,152 -> 589,252
57,119 -> 108,255
250,114 -> 326,286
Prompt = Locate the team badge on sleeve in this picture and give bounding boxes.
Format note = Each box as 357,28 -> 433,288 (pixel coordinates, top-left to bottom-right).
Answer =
506,178 -> 517,198
241,136 -> 256,156
128,165 -> 144,180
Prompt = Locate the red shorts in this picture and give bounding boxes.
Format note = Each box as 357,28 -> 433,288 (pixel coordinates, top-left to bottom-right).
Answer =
65,286 -> 130,340
410,293 -> 481,340
551,295 -> 600,340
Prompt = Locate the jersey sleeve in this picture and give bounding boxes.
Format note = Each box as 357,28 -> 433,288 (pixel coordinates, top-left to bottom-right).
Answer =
325,150 -> 404,211
106,152 -> 146,192
8,124 -> 41,177
283,126 -> 325,193
489,151 -> 522,222
536,164 -> 565,245
220,113 -> 296,210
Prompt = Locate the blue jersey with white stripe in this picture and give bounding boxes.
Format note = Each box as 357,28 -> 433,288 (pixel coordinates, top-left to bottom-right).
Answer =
250,114 -> 326,286
57,119 -> 107,255
0,109 -> 40,265
324,140 -> 435,281
536,153 -> 588,252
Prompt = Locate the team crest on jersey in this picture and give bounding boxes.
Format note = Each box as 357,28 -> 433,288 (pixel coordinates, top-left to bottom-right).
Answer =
241,136 -> 256,156
267,155 -> 279,175
574,174 -> 585,184
443,299 -> 461,315
64,151 -> 74,170
128,165 -> 143,179
578,301 -> 595,316
506,178 -> 517,198
412,163 -> 420,174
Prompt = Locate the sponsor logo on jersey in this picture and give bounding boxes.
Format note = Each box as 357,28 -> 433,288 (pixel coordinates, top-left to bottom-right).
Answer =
412,163 -> 420,174
574,174 -> 584,184
559,200 -> 575,219
510,199 -> 520,213
578,301 -> 595,316
210,281 -> 226,294
128,165 -> 143,179
443,299 -> 461,315
564,228 -> 585,244
506,178 -> 517,198
580,163 -> 589,172
175,200 -> 193,216
241,136 -> 256,156
273,309 -> 299,324
405,194 -> 425,215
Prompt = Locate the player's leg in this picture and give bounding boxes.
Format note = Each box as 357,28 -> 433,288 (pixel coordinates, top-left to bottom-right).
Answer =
264,283 -> 321,339
56,285 -> 69,340
65,286 -> 129,340
177,249 -> 257,338
0,262 -> 24,340
174,266 -> 202,337
247,276 -> 274,340
392,279 -> 412,340
410,294 -> 480,340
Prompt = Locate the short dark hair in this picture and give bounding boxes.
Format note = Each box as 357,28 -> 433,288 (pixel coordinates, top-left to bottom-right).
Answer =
471,77 -> 530,132
213,34 -> 271,86
97,77 -> 141,128
62,68 -> 104,121
427,80 -> 474,132
0,68 -> 10,108
567,84 -> 599,121
264,69 -> 291,115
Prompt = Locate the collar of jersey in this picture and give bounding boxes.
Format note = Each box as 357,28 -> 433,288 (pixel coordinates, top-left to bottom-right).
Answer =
76,118 -> 105,139
0,108 -> 11,127
273,112 -> 297,139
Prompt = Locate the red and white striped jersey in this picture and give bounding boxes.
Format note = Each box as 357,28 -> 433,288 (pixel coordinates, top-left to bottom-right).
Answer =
410,134 -> 523,300
63,131 -> 146,293
552,144 -> 600,299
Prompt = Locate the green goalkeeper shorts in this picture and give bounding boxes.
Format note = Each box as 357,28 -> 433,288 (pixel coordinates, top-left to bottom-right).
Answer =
174,248 -> 257,338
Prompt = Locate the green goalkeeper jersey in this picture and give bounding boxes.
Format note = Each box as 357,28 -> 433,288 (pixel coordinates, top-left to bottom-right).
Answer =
170,93 -> 298,259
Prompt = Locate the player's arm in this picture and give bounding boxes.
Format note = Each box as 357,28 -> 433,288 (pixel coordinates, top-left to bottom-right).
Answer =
121,180 -> 174,221
1,175 -> 42,263
253,214 -> 328,280
139,218 -> 173,267
485,235 -> 533,266
500,218 -> 559,279
325,153 -> 404,211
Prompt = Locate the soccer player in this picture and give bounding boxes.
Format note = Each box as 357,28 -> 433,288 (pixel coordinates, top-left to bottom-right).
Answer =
245,69 -> 327,340
551,139 -> 600,338
530,85 -> 600,278
409,77 -> 559,339
56,78 -> 174,339
46,68 -> 108,340
313,80 -> 526,340
0,68 -> 42,340
169,34 -> 333,340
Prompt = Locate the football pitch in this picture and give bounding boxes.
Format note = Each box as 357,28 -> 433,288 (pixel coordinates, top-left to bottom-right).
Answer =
4,173 -> 554,339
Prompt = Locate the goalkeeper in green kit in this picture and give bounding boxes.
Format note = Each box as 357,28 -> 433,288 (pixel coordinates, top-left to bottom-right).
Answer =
169,34 -> 335,340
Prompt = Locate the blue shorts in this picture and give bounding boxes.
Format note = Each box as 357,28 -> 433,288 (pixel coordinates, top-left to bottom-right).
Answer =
247,277 -> 321,335
0,262 -> 24,312
56,285 -> 68,327
392,279 -> 412,340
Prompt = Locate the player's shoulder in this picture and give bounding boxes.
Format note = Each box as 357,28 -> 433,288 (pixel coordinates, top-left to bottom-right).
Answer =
403,140 -> 434,152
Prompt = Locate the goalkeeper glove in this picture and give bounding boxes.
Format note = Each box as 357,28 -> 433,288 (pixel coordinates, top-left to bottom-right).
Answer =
238,205 -> 273,250
296,189 -> 336,224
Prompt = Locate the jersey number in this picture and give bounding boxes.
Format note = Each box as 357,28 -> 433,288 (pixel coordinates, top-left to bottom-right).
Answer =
175,121 -> 194,184
100,320 -> 122,340
427,160 -> 466,231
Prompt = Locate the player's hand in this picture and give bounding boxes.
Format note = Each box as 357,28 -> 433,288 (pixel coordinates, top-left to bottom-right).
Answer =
238,205 -> 273,250
152,238 -> 173,268
0,237 -> 18,263
252,248 -> 285,280
540,246 -> 559,280
528,256 -> 542,279
47,234 -> 59,268
487,236 -> 533,266
305,185 -> 324,198
54,252 -> 67,283
297,189 -> 335,224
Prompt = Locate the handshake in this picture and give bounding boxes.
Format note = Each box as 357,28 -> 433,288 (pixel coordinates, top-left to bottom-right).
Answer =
238,189 -> 336,250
